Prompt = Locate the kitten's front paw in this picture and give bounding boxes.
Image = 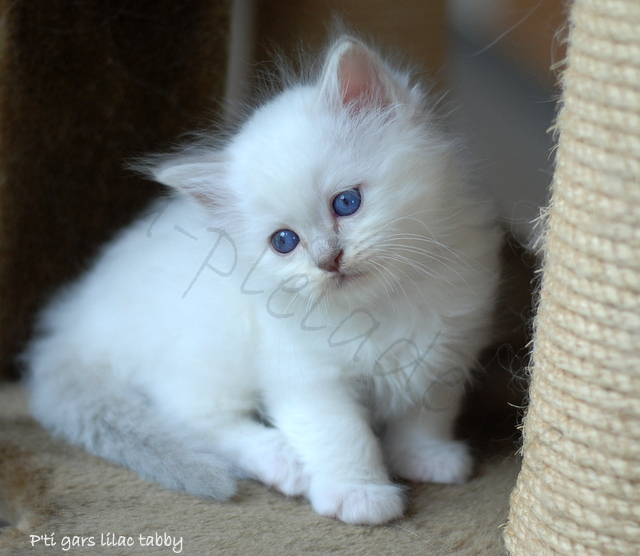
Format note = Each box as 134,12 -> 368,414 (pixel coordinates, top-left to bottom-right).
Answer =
309,481 -> 405,525
388,440 -> 473,484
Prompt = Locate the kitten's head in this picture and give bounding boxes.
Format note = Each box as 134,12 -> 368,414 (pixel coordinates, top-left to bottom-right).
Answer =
150,38 -> 488,308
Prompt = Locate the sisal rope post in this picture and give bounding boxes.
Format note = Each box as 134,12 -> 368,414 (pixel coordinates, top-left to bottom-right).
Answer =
504,0 -> 640,554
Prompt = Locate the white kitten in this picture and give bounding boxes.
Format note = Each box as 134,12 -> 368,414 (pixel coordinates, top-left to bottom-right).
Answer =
24,37 -> 502,524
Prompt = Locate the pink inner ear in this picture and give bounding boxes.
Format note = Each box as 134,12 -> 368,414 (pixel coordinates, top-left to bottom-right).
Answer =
338,47 -> 390,112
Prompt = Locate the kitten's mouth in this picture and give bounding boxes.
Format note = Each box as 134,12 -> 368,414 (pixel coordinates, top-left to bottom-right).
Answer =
331,269 -> 365,287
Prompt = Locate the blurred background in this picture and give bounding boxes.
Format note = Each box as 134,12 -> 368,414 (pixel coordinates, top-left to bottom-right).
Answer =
447,0 -> 566,243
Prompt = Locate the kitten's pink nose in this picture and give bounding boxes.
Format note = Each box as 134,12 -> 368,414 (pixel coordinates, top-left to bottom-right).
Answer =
319,250 -> 343,273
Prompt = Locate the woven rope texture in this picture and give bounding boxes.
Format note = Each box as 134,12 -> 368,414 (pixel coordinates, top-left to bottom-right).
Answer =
504,0 -> 640,554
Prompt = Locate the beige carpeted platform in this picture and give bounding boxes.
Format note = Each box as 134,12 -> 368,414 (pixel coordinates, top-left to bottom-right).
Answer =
0,383 -> 519,556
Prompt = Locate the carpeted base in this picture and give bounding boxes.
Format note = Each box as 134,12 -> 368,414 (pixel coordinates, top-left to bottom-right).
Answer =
0,384 -> 517,555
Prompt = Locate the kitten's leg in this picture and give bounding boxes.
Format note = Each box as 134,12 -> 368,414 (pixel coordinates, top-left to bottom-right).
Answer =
267,381 -> 405,525
382,380 -> 473,484
206,418 -> 309,497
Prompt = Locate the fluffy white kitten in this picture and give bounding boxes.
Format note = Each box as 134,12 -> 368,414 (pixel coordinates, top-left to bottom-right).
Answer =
25,37 -> 502,524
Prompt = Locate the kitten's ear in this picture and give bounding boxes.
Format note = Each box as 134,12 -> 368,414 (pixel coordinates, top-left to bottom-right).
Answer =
319,39 -> 404,113
150,155 -> 230,208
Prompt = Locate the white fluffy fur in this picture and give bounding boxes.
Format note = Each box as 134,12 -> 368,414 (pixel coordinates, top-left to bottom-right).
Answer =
25,37 -> 502,525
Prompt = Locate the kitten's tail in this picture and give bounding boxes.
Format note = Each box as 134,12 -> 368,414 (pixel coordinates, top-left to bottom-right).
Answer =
26,362 -> 237,500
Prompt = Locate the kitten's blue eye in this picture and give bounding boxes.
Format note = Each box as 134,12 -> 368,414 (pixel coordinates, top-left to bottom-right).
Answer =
271,229 -> 300,253
332,188 -> 361,217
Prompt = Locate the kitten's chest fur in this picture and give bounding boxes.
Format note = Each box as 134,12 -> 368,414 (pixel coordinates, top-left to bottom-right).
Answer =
256,290 -> 452,418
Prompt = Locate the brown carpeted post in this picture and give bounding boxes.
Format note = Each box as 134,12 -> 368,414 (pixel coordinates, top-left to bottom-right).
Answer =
0,1 -> 231,379
504,0 -> 640,554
